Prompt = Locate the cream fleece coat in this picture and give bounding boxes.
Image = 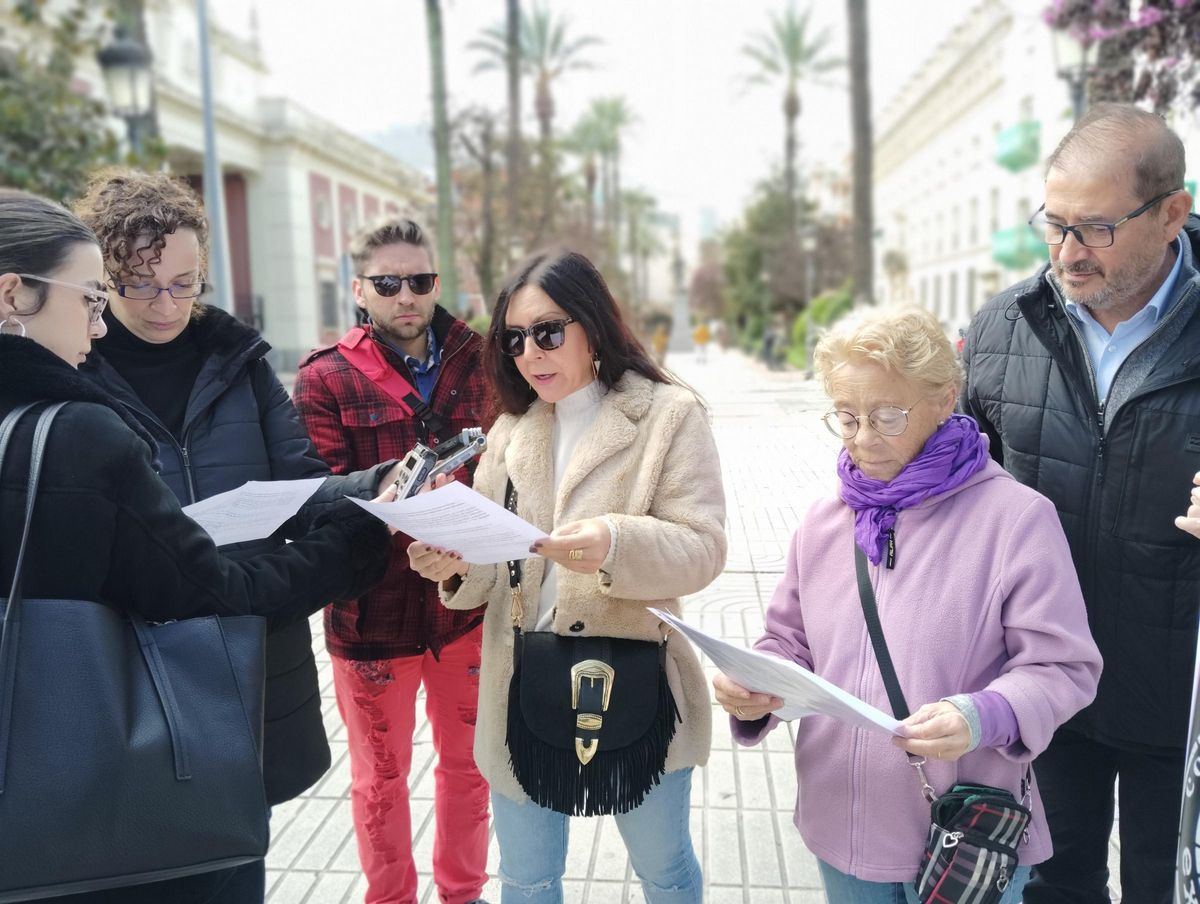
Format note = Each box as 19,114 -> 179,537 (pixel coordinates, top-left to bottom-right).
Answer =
441,372 -> 727,802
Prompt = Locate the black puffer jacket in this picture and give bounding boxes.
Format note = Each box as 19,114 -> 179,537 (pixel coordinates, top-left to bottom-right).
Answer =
82,306 -> 385,804
961,215 -> 1200,752
0,334 -> 390,904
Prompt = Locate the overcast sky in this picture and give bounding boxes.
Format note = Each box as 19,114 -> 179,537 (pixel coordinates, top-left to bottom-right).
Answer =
212,0 -> 966,244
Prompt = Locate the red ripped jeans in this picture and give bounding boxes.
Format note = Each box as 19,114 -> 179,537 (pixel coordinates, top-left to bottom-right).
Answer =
332,627 -> 489,904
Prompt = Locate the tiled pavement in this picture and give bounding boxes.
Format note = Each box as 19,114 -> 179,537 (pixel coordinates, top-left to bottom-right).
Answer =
269,346 -> 1122,902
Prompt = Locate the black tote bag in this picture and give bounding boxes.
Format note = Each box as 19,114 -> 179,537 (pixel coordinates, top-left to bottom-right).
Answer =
0,402 -> 270,902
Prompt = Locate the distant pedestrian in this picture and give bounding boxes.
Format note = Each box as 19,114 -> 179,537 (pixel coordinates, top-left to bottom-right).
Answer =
652,321 -> 668,364
692,320 -> 710,363
961,103 -> 1199,903
715,306 -> 1100,903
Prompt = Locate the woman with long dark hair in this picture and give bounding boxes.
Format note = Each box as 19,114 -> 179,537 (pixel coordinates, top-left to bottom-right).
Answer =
409,249 -> 726,903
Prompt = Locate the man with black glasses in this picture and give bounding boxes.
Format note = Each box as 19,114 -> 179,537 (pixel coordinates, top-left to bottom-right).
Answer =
294,218 -> 491,904
961,103 -> 1199,904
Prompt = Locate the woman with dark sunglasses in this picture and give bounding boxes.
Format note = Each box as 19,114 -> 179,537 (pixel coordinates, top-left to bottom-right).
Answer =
71,170 -> 404,902
408,249 -> 726,903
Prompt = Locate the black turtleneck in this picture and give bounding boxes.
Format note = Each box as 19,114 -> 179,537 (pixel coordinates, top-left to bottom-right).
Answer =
95,309 -> 204,439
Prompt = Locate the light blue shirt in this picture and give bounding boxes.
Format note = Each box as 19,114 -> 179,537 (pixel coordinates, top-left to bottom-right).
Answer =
1064,236 -> 1184,402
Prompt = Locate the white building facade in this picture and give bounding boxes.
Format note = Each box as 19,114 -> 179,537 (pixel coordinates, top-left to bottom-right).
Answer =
2,0 -> 431,369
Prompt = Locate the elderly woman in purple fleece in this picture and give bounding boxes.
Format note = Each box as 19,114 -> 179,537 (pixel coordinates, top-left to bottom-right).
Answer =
713,306 -> 1101,904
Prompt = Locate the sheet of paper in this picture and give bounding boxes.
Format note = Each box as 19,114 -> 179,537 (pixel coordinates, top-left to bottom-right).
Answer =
182,478 -> 325,547
349,481 -> 546,565
648,607 -> 905,736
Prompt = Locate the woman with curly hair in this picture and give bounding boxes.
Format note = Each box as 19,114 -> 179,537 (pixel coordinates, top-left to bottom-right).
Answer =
74,169 -> 400,902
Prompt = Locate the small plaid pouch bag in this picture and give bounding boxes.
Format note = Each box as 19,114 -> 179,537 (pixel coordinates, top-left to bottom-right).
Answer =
854,544 -> 1030,903
913,780 -> 1031,903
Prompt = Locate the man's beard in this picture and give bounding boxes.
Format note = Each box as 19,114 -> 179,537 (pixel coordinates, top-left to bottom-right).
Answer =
373,313 -> 430,346
1049,245 -> 1166,313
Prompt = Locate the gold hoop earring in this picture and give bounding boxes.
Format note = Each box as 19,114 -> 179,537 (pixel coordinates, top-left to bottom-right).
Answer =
0,316 -> 26,338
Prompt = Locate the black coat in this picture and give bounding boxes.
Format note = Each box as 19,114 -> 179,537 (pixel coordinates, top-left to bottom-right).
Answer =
82,306 -> 381,805
0,334 -> 390,904
961,215 -> 1200,752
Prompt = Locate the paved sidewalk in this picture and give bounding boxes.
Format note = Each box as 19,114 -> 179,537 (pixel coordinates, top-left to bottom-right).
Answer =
268,346 -> 1122,903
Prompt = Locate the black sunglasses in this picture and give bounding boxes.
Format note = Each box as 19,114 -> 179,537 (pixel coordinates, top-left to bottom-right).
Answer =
498,317 -> 575,356
359,273 -> 438,296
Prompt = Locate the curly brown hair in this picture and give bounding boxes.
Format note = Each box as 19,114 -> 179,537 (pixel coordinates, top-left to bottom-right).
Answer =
73,167 -> 209,281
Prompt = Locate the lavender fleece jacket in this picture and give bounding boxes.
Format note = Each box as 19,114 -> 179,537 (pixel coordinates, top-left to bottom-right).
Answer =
732,458 -> 1102,883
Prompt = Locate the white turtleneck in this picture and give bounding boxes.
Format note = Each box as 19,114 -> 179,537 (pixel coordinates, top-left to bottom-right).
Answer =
535,378 -> 607,628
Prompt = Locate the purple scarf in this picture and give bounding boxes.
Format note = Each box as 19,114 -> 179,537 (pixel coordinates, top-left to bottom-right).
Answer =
837,413 -> 989,564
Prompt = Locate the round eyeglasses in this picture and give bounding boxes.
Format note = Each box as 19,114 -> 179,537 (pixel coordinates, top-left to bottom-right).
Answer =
498,317 -> 575,357
822,402 -> 922,439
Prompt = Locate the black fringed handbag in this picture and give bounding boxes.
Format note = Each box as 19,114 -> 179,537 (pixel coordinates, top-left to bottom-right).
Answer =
502,480 -> 679,816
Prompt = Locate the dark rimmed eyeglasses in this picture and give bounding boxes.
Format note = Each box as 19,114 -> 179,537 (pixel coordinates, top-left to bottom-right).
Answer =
822,401 -> 923,438
498,317 -> 575,357
1027,188 -> 1182,249
114,282 -> 207,301
359,273 -> 439,297
17,274 -> 108,324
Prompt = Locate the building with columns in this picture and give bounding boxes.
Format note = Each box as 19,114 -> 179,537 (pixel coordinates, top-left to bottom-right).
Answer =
2,0 -> 430,369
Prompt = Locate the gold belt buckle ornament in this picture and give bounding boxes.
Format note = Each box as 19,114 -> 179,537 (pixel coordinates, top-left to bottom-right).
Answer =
571,660 -> 615,765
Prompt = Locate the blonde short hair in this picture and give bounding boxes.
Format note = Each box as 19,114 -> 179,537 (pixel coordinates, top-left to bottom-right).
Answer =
813,305 -> 962,398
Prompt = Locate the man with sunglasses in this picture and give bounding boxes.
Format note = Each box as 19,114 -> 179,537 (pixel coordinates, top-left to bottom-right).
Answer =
961,103 -> 1200,904
294,218 -> 491,904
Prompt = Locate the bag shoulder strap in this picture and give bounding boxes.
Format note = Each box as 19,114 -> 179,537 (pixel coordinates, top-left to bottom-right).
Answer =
337,326 -> 451,441
854,542 -> 910,720
0,401 -> 68,793
505,479 -> 525,628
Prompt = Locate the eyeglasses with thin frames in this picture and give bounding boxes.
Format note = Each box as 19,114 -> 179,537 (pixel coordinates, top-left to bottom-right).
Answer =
1027,188 -> 1182,249
498,317 -> 576,357
822,400 -> 924,439
17,274 -> 108,324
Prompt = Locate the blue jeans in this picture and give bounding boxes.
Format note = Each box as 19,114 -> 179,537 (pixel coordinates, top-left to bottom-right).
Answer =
818,860 -> 1031,904
491,768 -> 702,903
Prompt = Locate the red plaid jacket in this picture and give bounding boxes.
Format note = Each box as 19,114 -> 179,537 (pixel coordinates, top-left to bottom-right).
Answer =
293,309 -> 489,660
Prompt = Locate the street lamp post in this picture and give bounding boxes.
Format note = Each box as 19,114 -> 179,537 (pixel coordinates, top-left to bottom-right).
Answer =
97,27 -> 153,157
1051,30 -> 1095,122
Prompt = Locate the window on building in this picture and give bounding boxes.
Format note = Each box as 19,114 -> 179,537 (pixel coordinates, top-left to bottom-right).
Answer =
952,207 -> 961,251
990,188 -> 1000,232
921,277 -> 928,306
949,272 -> 958,323
319,280 -> 339,330
969,198 -> 979,246
933,274 -> 942,318
967,268 -> 977,315
1020,96 -> 1034,120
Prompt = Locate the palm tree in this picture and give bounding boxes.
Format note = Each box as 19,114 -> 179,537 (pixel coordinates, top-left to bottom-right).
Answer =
623,189 -> 660,315
505,0 -> 521,265
589,96 -> 636,252
742,5 -> 842,237
846,0 -> 874,304
471,5 -> 600,243
565,110 -> 608,243
425,0 -> 458,311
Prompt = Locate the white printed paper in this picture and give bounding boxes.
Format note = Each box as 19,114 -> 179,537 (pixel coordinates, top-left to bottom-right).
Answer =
182,478 -> 325,547
648,607 -> 905,736
349,481 -> 546,565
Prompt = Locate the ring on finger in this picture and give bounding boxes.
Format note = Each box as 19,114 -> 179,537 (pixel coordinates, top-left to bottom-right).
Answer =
735,705 -> 745,717
568,548 -> 584,561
